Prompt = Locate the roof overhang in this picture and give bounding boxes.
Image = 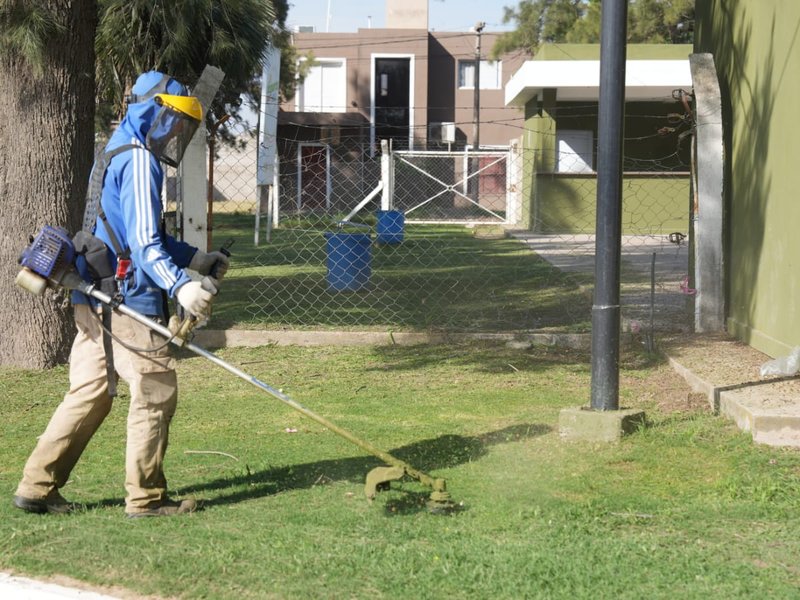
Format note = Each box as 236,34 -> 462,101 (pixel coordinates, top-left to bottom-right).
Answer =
505,59 -> 692,106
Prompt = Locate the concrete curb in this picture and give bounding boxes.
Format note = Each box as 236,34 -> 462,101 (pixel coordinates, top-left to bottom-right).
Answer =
194,329 -> 603,350
666,355 -> 800,447
667,356 -> 718,410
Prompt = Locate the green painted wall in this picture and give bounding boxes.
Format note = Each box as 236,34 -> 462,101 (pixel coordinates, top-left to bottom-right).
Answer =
521,101 -> 539,230
536,174 -> 689,234
518,43 -> 693,238
695,0 -> 800,357
534,44 -> 693,61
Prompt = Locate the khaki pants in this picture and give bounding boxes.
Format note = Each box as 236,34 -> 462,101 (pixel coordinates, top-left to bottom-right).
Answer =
16,304 -> 179,513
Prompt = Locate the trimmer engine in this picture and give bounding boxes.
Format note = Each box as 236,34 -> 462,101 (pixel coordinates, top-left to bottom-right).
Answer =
16,226 -> 79,295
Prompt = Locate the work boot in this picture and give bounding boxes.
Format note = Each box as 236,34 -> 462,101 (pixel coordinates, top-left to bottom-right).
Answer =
13,489 -> 77,515
126,498 -> 199,518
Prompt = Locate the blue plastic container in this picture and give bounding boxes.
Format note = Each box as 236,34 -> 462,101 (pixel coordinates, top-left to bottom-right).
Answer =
376,210 -> 405,244
324,232 -> 372,291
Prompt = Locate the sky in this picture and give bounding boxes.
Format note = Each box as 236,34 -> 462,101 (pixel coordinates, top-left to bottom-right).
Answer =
285,0 -> 515,34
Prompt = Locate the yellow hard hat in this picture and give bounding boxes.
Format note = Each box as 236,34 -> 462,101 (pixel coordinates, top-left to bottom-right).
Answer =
154,93 -> 203,122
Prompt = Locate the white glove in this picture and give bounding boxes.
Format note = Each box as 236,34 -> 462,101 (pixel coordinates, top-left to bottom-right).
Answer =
176,281 -> 214,318
189,250 -> 230,280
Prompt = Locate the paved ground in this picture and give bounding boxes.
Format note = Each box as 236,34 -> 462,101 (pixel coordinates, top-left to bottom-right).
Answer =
511,232 -> 693,332
0,572 -> 119,599
511,233 -> 800,447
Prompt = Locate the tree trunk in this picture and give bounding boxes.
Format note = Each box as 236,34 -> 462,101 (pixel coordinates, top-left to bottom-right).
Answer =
0,1 -> 97,368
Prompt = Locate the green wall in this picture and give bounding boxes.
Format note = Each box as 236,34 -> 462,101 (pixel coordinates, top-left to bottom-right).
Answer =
695,0 -> 800,356
534,44 -> 693,61
518,43 -> 693,239
535,174 -> 689,235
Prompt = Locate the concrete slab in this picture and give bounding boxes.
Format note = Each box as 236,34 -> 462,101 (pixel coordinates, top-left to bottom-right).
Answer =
559,406 -> 646,442
719,380 -> 800,447
664,335 -> 800,448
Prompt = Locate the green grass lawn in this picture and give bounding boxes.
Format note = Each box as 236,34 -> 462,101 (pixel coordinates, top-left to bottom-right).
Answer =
2,342 -> 800,598
209,214 -> 592,332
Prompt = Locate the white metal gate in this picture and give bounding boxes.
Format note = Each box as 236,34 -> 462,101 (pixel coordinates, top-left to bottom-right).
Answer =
391,148 -> 521,225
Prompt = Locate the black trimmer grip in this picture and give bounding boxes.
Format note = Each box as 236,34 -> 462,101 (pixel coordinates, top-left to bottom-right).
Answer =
209,240 -> 233,280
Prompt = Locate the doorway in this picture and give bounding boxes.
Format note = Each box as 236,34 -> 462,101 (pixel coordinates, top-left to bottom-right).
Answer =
372,56 -> 413,151
297,143 -> 330,210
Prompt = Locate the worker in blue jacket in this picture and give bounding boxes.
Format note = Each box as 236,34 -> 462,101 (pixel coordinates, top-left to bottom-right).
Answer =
14,71 -> 228,518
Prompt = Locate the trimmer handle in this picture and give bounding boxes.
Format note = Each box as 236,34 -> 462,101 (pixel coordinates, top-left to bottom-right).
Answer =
170,275 -> 221,344
208,239 -> 234,280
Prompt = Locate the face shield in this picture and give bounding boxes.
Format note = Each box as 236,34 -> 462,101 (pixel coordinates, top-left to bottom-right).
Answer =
145,94 -> 203,167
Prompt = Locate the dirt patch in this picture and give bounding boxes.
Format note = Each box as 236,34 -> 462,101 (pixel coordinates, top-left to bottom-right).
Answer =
659,332 -> 771,388
620,354 -> 708,414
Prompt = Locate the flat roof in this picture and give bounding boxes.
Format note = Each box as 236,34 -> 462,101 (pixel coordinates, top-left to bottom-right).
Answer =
505,59 -> 692,106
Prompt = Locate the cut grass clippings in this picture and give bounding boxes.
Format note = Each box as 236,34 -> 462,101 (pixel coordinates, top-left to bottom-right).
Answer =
2,342 -> 800,599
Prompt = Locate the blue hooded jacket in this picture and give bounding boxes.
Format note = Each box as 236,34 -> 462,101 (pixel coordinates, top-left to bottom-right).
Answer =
76,71 -> 197,317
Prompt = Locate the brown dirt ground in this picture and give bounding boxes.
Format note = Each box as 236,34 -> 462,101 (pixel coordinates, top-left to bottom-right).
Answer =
616,332 -> 780,415
619,345 -> 707,414
659,332 -> 772,387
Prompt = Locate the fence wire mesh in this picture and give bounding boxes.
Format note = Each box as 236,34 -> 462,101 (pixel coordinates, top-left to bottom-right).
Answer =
202,106 -> 694,335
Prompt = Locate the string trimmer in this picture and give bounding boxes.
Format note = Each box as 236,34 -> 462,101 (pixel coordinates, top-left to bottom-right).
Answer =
16,226 -> 458,513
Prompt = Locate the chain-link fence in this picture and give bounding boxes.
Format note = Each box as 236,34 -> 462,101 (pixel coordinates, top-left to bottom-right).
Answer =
201,110 -> 693,335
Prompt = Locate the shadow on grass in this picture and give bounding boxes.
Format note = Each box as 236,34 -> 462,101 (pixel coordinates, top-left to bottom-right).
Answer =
368,342 -> 592,374
169,423 -> 550,514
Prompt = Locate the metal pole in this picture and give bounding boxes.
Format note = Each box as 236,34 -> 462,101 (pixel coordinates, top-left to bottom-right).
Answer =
472,21 -> 485,151
590,0 -> 628,411
326,0 -> 332,32
648,251 -> 656,353
206,134 -> 215,252
471,22 -> 485,203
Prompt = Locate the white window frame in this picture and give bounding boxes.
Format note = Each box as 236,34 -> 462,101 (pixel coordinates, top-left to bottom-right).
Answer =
458,59 -> 502,90
370,53 -> 416,155
295,57 -> 347,113
556,129 -> 594,173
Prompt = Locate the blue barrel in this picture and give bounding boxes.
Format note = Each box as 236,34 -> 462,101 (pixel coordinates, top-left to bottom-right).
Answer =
376,210 -> 405,244
324,232 -> 372,291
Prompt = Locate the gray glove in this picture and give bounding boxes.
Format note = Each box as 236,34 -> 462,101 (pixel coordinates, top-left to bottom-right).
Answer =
176,281 -> 214,318
189,250 -> 230,280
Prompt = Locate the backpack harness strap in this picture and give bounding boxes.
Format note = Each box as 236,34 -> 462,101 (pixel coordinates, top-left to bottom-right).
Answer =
81,143 -> 142,398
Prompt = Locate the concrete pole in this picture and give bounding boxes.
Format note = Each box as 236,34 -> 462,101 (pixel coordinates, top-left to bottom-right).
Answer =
180,123 -> 208,252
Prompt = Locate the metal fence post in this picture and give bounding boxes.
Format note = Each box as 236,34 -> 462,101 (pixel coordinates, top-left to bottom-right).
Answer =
381,139 -> 393,211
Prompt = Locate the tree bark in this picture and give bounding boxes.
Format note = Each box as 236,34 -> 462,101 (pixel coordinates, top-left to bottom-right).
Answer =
0,1 -> 97,368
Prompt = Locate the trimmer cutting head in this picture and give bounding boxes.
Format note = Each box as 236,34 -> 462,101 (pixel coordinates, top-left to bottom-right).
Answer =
365,466 -> 460,514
